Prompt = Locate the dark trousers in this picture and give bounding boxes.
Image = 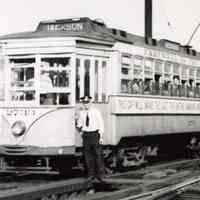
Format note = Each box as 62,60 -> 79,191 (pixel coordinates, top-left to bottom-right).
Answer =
82,131 -> 103,179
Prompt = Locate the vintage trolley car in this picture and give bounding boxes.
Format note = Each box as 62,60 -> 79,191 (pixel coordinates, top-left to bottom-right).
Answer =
0,17 -> 199,173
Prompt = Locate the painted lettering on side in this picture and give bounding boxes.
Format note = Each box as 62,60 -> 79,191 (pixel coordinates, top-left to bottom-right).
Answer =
6,108 -> 36,116
112,96 -> 200,114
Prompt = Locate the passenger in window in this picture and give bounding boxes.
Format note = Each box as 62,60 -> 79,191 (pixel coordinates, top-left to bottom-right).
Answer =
185,82 -> 189,97
143,79 -> 154,95
127,81 -> 132,94
149,80 -> 154,95
59,71 -> 68,87
49,71 -> 56,87
138,79 -> 144,94
132,80 -> 139,94
40,71 -> 53,89
143,80 -> 150,94
191,81 -> 196,97
187,81 -> 195,98
24,77 -> 34,87
155,78 -> 162,95
159,78 -> 163,95
172,77 -> 180,97
162,81 -> 169,96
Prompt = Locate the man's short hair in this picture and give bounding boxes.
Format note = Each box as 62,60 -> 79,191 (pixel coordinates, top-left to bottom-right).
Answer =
79,96 -> 92,103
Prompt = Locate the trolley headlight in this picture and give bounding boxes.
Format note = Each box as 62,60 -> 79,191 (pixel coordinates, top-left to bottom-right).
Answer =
11,120 -> 26,137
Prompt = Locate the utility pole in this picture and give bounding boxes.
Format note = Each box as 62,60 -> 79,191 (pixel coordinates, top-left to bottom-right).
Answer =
145,0 -> 152,38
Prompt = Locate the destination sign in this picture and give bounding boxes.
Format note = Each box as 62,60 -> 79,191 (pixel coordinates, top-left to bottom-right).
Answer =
38,23 -> 84,32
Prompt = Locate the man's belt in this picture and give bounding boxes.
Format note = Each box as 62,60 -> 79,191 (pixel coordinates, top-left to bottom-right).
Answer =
82,130 -> 99,133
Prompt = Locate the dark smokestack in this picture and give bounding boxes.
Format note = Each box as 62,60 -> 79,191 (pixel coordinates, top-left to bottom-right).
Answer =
145,0 -> 152,38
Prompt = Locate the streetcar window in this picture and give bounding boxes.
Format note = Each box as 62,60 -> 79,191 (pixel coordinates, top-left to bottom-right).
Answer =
11,91 -> 35,101
196,83 -> 200,98
121,79 -> 132,93
196,69 -> 200,82
144,79 -> 153,95
76,57 -> 108,103
11,67 -> 34,87
172,76 -> 180,96
173,63 -> 180,75
132,79 -> 140,94
155,60 -> 162,74
162,80 -> 171,96
181,66 -> 188,80
76,58 -> 80,101
121,68 -> 129,75
40,70 -> 69,88
39,57 -> 71,105
84,59 -> 90,97
154,75 -> 162,95
9,58 -> 35,101
180,80 -> 187,97
188,79 -> 195,97
133,55 -> 143,78
40,93 -> 69,105
144,58 -> 153,78
94,60 -> 99,102
118,53 -> 200,99
102,61 -> 107,102
40,58 -> 70,88
189,67 -> 195,79
164,62 -> 172,74
0,58 -> 5,100
120,30 -> 127,38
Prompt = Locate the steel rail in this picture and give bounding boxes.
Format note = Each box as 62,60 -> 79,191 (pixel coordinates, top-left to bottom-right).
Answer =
119,175 -> 200,200
0,178 -> 92,200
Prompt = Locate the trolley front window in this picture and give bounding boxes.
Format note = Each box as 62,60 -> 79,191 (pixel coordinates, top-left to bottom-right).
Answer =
39,57 -> 71,105
9,58 -> 35,101
8,56 -> 72,105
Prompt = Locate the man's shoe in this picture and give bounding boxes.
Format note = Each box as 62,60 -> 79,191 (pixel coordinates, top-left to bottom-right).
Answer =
87,189 -> 95,194
86,176 -> 95,182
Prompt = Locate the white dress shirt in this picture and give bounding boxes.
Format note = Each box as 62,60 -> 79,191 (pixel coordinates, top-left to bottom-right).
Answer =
76,106 -> 104,138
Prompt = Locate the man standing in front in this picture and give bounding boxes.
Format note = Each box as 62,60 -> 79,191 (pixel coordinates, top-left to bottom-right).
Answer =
76,95 -> 105,183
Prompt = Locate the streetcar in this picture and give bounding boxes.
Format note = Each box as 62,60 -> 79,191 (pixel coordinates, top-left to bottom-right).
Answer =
0,17 -> 199,174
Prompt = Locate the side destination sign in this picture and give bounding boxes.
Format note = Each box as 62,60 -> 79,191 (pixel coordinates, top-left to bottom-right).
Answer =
39,23 -> 84,32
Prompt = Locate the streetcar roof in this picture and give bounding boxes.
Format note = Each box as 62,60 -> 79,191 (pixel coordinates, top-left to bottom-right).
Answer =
0,17 -> 199,57
0,17 -> 132,44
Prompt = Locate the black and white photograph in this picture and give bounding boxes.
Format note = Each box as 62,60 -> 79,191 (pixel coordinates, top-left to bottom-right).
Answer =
0,0 -> 200,199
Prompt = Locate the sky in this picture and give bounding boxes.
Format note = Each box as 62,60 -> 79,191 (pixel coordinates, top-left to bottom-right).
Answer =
0,0 -> 200,50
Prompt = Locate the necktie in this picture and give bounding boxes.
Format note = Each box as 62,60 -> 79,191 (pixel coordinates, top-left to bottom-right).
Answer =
86,112 -> 89,127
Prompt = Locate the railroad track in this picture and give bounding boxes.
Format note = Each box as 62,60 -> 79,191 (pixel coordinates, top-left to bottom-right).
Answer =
85,158 -> 200,200
117,175 -> 200,200
0,158 -> 198,200
0,178 -> 92,200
